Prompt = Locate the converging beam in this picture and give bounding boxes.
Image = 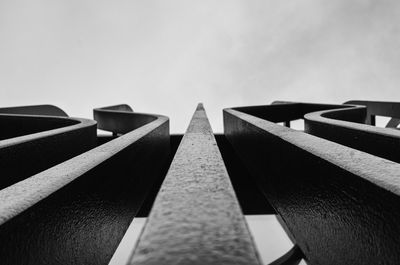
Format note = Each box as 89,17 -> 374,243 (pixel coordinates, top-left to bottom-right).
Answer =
224,105 -> 400,265
128,104 -> 261,265
0,105 -> 170,265
0,105 -> 96,189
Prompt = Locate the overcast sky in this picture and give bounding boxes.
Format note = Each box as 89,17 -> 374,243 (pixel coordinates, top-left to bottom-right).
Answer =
1,0 -> 399,133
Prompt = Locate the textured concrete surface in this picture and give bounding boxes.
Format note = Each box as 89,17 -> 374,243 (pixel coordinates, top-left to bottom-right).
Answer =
129,104 -> 261,265
224,106 -> 400,265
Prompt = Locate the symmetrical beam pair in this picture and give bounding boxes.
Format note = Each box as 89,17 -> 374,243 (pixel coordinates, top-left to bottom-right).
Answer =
0,101 -> 400,265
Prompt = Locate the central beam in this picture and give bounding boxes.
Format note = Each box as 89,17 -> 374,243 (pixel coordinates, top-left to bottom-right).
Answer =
128,104 -> 261,265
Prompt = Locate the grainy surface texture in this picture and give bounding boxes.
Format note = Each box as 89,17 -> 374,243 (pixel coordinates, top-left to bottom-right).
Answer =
224,106 -> 400,265
266,101 -> 400,163
304,101 -> 400,163
0,105 -> 97,189
0,105 -> 170,265
129,104 -> 261,265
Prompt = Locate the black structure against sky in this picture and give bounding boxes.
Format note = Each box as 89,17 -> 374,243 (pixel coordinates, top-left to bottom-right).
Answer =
0,101 -> 399,265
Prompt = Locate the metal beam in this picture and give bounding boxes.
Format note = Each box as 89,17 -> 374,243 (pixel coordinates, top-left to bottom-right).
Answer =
128,104 -> 261,265
249,101 -> 400,163
303,101 -> 400,163
224,105 -> 400,265
0,105 -> 170,265
0,105 -> 97,189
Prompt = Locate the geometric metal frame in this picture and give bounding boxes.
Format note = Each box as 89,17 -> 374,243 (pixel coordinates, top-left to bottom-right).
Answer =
1,100 -> 400,265
224,102 -> 400,265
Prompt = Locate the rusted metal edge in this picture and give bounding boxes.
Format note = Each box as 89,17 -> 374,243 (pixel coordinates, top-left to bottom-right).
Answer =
128,104 -> 261,265
0,105 -> 169,226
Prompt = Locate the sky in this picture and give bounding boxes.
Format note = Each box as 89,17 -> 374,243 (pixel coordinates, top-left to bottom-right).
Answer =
1,0 -> 400,133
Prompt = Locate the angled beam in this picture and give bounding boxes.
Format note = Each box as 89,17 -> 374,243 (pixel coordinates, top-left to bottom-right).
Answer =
128,104 -> 261,265
250,101 -> 400,163
224,106 -> 400,265
303,101 -> 400,163
0,105 -> 96,189
0,105 -> 170,265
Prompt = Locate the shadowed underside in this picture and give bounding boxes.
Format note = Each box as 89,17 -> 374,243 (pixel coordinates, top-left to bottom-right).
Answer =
0,100 -> 399,265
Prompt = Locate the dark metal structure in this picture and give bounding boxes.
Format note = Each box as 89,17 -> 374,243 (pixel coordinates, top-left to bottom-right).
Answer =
0,101 -> 399,265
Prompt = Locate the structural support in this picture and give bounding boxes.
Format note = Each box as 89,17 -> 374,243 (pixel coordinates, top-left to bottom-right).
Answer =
128,104 -> 261,265
3,101 -> 400,264
224,105 -> 400,265
0,105 -> 97,189
304,100 -> 400,162
0,105 -> 170,265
